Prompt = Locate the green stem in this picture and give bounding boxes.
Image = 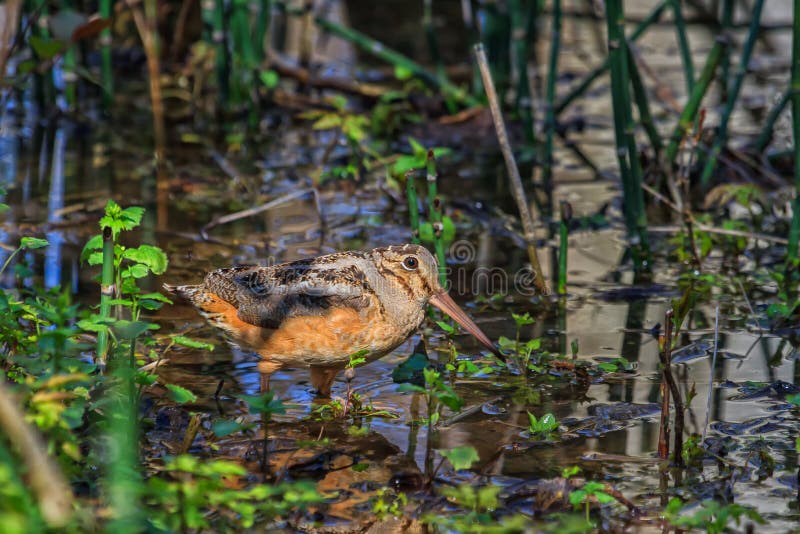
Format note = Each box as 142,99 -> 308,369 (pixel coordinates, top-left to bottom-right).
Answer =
510,0 -> 536,144
556,0 -> 668,115
627,45 -> 662,155
423,0 -> 445,80
719,0 -> 734,101
213,0 -> 229,111
558,201 -> 570,296
669,0 -> 694,94
699,0 -> 764,186
606,0 -> 649,269
665,37 -> 727,163
426,151 -> 446,286
314,16 -> 478,108
753,85 -> 791,153
254,0 -> 272,61
96,226 -> 114,362
406,171 -> 421,244
542,0 -> 561,222
787,0 -> 800,263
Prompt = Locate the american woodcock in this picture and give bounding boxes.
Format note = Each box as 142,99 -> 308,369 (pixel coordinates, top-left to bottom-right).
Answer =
166,244 -> 498,396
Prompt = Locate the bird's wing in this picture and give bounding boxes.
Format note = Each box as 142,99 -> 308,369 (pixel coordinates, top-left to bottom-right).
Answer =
204,262 -> 373,329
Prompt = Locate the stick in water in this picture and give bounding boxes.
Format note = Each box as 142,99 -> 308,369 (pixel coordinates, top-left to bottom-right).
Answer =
703,306 -> 720,442
473,43 -> 549,295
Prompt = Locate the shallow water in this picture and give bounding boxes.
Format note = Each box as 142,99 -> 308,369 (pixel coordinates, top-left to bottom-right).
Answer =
2,0 -> 799,530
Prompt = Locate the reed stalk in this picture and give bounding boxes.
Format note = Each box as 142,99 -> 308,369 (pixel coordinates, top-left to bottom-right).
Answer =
627,46 -> 662,155
405,170 -> 421,244
558,201 -> 571,296
314,16 -> 478,107
478,1 -> 511,97
426,151 -> 446,286
669,0 -> 694,94
719,0 -> 734,101
605,0 -> 649,269
474,43 -> 549,295
213,0 -> 229,111
423,0 -> 445,80
61,0 -> 77,110
99,0 -> 113,108
787,0 -> 800,263
665,36 -> 726,163
254,0 -> 272,61
510,0 -> 535,144
753,86 -> 790,153
542,0 -> 561,222
556,0 -> 668,115
699,0 -> 764,186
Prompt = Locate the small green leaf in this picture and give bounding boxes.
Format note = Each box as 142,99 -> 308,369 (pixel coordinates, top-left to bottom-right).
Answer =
397,383 -> 426,394
172,335 -> 215,351
435,320 -> 456,335
438,446 -> 480,470
259,69 -> 279,88
81,234 -> 103,262
29,35 -> 67,60
20,237 -> 49,250
123,245 -> 168,275
394,65 -> 413,80
213,419 -> 247,437
311,114 -> 342,130
111,319 -> 158,340
165,384 -> 198,404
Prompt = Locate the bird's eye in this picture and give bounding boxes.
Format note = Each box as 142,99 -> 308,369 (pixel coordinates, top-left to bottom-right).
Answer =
402,256 -> 418,270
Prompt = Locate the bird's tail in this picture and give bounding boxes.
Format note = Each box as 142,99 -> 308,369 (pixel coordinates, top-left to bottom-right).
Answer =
163,283 -> 206,307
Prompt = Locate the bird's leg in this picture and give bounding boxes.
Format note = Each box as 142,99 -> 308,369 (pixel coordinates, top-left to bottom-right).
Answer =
309,366 -> 341,397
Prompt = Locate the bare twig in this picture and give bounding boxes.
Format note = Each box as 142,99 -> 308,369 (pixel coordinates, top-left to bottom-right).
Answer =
0,380 -> 73,526
200,188 -> 320,240
659,309 -> 685,466
473,43 -> 549,295
703,306 -> 719,442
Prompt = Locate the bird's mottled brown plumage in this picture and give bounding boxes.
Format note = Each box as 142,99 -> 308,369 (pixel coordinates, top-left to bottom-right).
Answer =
166,244 -> 496,396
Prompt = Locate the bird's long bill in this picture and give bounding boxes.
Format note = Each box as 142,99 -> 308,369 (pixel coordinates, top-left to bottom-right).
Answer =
429,291 -> 501,358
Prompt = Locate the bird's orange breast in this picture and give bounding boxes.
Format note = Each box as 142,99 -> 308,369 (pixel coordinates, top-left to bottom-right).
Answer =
195,290 -> 411,368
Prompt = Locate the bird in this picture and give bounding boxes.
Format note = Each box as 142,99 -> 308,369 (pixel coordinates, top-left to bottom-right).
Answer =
165,244 -> 499,397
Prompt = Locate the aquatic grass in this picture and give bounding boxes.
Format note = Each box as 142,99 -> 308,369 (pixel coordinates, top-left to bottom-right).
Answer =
212,0 -> 229,112
426,151 -> 446,286
699,0 -> 765,187
254,0 -> 272,62
665,36 -> 727,163
668,0 -> 694,94
405,170 -> 421,245
478,1 -> 511,98
605,0 -> 649,270
718,0 -> 734,102
753,86 -> 790,153
555,0 -> 668,115
788,0 -> 800,264
626,46 -> 662,156
510,0 -> 536,144
314,16 -> 478,108
474,43 -> 549,294
542,0 -> 561,221
423,0 -> 445,80
558,201 -> 571,296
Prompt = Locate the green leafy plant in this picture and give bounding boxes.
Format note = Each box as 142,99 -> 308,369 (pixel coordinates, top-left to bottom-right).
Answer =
664,498 -> 765,534
422,483 -> 529,533
526,412 -> 560,440
145,455 -> 321,531
568,481 -> 614,523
